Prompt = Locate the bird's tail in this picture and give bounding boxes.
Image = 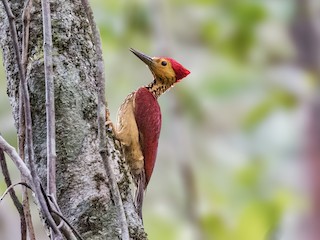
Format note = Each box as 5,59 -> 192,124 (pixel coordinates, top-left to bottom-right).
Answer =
135,171 -> 146,221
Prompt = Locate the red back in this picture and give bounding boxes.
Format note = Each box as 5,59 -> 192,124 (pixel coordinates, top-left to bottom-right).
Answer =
134,87 -> 162,187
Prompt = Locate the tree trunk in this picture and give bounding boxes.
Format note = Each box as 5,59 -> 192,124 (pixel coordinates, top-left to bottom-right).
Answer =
292,0 -> 320,239
0,0 -> 146,239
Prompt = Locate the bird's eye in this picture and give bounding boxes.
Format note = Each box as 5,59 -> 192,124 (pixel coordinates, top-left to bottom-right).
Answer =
161,61 -> 167,66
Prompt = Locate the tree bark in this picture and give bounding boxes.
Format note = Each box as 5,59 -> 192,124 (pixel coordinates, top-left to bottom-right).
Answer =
0,0 -> 146,239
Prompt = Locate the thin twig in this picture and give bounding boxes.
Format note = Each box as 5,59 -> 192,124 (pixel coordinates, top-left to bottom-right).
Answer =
0,182 -> 32,202
42,0 -> 56,200
0,148 -> 27,240
0,137 -> 63,238
41,0 -> 58,238
0,135 -> 32,184
21,1 -> 36,239
43,188 -> 82,240
22,0 -> 32,75
47,194 -> 64,229
0,1 -> 63,238
80,1 -> 129,239
50,210 -> 84,240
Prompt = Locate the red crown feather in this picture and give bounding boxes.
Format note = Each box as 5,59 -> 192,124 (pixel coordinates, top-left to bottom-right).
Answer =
165,58 -> 190,82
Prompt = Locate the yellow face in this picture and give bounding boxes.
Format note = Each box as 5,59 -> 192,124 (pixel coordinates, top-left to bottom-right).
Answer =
149,57 -> 176,82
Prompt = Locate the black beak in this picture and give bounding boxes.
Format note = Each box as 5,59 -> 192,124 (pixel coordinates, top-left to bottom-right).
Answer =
129,48 -> 153,66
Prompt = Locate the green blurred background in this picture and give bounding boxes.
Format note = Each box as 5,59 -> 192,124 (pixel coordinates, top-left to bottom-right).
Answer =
0,0 -> 310,239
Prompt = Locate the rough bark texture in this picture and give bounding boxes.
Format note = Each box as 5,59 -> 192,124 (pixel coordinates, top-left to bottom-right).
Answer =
0,0 -> 146,239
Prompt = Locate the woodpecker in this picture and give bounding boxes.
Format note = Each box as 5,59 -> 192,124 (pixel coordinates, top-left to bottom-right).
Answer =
107,48 -> 190,219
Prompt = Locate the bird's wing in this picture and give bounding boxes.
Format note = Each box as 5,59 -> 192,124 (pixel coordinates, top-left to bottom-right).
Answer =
134,87 -> 162,187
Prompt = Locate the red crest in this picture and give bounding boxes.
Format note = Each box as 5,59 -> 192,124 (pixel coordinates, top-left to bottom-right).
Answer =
166,58 -> 190,81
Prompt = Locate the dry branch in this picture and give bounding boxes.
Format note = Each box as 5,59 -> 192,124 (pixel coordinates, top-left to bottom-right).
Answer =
0,182 -> 32,202
42,0 -> 56,201
41,0 -> 58,238
0,148 -> 27,240
21,1 -> 36,239
0,135 -> 32,184
0,0 -> 63,238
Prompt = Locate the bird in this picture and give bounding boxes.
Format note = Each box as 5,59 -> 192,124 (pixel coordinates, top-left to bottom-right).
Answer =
106,48 -> 190,220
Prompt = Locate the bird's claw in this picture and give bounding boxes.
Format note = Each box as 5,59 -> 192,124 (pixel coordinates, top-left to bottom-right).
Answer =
105,120 -> 114,134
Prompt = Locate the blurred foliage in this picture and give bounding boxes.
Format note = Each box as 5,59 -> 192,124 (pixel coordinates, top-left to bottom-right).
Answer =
0,0 -> 306,239
243,90 -> 297,131
201,1 -> 266,59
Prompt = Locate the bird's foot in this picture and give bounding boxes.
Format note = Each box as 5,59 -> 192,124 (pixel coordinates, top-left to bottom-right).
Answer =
105,120 -> 114,134
105,121 -> 122,148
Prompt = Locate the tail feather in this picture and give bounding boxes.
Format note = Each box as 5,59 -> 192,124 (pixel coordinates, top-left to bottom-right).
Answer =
135,171 -> 146,221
